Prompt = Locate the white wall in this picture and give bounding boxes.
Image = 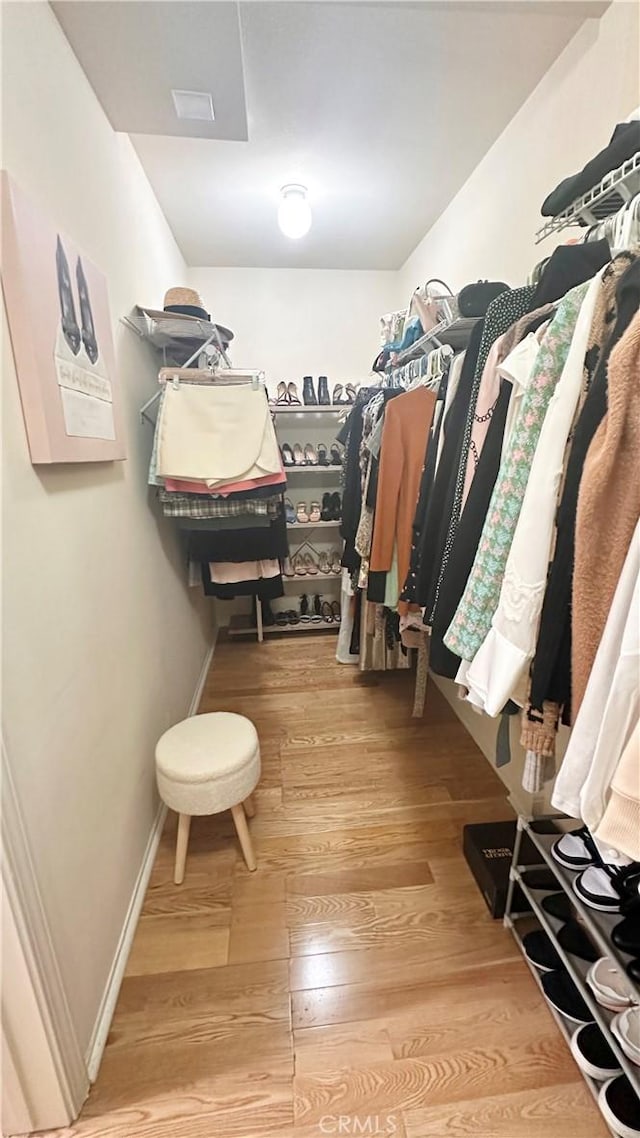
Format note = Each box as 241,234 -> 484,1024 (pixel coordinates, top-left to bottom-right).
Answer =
399,1 -> 640,298
1,2 -> 212,1060
189,266 -> 397,386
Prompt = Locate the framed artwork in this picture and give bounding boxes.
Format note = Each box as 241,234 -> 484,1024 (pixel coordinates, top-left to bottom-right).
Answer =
1,171 -> 126,463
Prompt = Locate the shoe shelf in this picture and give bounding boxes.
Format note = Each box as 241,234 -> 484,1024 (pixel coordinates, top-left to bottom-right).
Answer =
286,520 -> 341,529
506,912 -> 618,1135
522,820 -> 637,976
271,405 -> 345,415
283,573 -> 341,583
505,815 -> 640,1133
509,868 -> 640,1094
283,465 -> 342,474
227,614 -> 338,637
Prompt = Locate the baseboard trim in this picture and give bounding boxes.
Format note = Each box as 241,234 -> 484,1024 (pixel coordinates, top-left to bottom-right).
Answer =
85,634 -> 217,1081
85,799 -> 165,1081
188,631 -> 217,718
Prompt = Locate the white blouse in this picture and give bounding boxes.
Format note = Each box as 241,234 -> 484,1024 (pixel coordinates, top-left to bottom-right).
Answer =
552,523 -> 639,827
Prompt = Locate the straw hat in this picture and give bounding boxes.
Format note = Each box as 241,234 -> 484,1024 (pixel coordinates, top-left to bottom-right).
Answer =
163,286 -> 210,321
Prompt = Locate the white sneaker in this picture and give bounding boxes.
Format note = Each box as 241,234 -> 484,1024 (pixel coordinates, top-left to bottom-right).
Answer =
587,957 -> 639,1012
612,1008 -> 640,1067
552,826 -> 593,871
574,866 -> 622,912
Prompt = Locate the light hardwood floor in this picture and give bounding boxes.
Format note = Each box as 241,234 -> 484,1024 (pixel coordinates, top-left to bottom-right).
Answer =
47,637 -> 605,1137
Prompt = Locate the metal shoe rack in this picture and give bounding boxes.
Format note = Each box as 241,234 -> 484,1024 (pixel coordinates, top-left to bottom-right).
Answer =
505,813 -> 639,1135
228,404 -> 345,641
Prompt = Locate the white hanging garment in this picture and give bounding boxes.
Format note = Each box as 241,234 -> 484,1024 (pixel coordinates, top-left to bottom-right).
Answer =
157,383 -> 280,484
552,522 -> 639,825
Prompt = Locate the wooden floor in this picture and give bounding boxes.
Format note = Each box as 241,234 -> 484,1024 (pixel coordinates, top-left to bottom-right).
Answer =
49,637 -> 605,1137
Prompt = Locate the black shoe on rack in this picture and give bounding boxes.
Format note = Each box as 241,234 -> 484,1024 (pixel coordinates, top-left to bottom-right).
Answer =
557,920 -> 599,964
570,1023 -> 622,1081
312,594 -> 323,622
329,492 -> 342,521
541,968 -> 593,1024
302,376 -> 318,406
261,599 -> 275,627
541,893 -> 575,922
522,929 -> 562,972
599,1076 -> 640,1138
318,376 -> 330,405
613,917 -> 640,956
618,866 -> 640,916
320,492 -> 333,522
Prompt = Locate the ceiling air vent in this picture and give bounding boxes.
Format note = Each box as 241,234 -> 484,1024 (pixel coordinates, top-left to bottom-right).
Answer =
171,89 -> 215,122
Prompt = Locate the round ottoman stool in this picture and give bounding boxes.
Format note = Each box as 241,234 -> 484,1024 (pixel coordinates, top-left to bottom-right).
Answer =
155,712 -> 260,882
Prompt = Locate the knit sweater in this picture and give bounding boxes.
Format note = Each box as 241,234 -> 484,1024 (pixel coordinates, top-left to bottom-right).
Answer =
595,722 -> 640,861
572,303 -> 640,719
369,386 -> 436,600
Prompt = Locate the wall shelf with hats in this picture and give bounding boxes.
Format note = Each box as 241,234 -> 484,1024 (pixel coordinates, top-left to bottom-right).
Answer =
121,286 -> 235,376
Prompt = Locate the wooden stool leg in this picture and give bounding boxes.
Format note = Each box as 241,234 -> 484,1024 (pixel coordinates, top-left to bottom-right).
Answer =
243,793 -> 256,818
231,803 -> 256,872
174,813 -> 191,885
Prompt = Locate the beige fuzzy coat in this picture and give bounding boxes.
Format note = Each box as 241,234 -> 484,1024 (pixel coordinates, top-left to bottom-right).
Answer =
572,309 -> 640,718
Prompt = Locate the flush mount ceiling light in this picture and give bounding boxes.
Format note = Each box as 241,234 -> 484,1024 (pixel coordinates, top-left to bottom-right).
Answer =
278,184 -> 312,239
171,89 -> 215,122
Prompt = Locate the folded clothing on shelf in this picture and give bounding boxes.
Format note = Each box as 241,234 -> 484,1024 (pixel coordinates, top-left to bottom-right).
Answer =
541,121 -> 640,217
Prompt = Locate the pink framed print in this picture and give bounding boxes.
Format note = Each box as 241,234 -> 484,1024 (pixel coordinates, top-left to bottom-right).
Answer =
1,171 -> 126,463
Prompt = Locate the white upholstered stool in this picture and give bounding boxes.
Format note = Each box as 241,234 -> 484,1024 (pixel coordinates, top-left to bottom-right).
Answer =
155,712 -> 260,882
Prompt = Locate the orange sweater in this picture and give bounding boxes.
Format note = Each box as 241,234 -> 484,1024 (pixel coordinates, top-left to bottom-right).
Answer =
370,386 -> 436,595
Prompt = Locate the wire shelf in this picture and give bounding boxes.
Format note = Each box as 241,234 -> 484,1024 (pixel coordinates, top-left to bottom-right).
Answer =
131,307 -> 234,351
535,150 -> 640,245
390,316 -> 480,366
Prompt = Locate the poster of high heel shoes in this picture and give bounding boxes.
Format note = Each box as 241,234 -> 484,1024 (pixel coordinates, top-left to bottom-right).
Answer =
1,172 -> 125,462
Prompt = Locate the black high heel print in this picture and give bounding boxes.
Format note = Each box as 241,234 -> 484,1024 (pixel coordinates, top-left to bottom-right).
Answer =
56,236 -> 81,355
76,256 -> 99,364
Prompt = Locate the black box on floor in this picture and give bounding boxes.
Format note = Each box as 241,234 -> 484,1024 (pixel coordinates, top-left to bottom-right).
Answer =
462,820 -> 541,919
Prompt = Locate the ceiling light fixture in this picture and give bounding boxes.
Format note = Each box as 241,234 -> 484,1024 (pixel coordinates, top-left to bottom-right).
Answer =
278,184 -> 312,239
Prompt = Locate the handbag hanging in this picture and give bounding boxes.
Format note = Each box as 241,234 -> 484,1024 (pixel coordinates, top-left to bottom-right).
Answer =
458,280 -> 509,318
411,278 -> 457,333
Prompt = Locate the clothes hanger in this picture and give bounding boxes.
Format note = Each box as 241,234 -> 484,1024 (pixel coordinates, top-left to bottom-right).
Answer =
158,366 -> 263,389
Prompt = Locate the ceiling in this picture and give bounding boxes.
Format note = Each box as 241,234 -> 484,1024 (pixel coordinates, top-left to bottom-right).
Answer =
53,1 -> 607,270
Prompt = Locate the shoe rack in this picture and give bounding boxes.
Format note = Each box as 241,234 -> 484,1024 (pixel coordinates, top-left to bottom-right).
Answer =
230,403 -> 345,641
505,814 -> 639,1135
